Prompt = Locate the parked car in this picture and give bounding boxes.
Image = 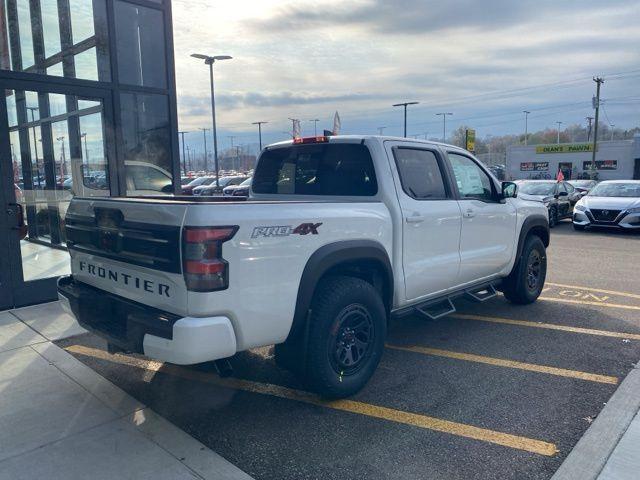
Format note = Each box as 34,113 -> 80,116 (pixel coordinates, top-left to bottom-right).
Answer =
223,177 -> 252,197
572,180 -> 640,231
568,179 -> 598,198
182,176 -> 216,195
515,180 -> 580,227
196,175 -> 248,196
59,135 -> 549,398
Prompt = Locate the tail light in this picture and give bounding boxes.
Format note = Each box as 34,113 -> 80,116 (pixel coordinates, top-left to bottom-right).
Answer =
182,226 -> 238,291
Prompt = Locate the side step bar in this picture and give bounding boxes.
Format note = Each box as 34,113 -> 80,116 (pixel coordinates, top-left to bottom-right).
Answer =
396,281 -> 499,321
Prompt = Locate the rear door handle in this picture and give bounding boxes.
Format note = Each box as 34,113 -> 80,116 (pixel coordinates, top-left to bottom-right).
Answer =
463,209 -> 475,218
406,214 -> 425,223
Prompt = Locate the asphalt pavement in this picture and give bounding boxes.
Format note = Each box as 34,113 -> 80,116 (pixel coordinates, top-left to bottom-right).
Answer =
57,220 -> 640,480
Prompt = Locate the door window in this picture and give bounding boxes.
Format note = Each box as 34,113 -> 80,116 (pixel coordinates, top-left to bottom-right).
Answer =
393,148 -> 448,200
448,153 -> 495,202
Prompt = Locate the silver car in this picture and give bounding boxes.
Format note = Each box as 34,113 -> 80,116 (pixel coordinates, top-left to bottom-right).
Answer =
572,180 -> 640,230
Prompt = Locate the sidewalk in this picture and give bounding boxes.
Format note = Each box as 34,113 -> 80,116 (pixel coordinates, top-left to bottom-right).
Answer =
0,302 -> 252,480
552,361 -> 640,480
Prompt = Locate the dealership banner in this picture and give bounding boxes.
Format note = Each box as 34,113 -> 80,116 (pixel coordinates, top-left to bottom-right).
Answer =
535,143 -> 596,154
583,160 -> 618,170
465,129 -> 476,152
520,162 -> 549,171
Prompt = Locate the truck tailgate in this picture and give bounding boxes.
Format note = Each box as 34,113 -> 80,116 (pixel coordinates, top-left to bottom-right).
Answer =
64,198 -> 189,315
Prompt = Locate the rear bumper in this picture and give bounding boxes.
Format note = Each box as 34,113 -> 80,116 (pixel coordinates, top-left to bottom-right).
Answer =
57,276 -> 236,365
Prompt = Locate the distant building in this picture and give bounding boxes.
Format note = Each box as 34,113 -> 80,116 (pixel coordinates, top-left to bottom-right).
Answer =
506,136 -> 640,181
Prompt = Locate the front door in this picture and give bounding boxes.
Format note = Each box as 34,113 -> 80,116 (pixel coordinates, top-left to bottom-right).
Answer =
446,151 -> 517,286
559,162 -> 573,180
385,142 -> 462,303
0,79 -> 113,308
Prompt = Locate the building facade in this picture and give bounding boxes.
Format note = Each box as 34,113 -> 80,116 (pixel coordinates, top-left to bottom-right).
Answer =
506,137 -> 640,181
0,0 -> 179,310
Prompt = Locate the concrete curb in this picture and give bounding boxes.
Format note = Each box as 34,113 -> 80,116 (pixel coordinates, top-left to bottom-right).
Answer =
551,363 -> 640,480
31,341 -> 253,480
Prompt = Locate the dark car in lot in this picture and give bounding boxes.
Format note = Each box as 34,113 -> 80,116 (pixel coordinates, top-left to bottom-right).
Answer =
515,180 -> 581,227
181,176 -> 216,195
223,177 -> 251,197
568,179 -> 598,198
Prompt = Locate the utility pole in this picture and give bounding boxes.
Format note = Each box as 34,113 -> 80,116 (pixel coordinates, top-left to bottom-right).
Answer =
377,126 -> 386,135
392,102 -> 419,137
423,132 -> 429,140
288,118 -> 299,138
56,136 -> 66,179
309,119 -> 320,136
186,145 -> 192,171
586,116 -> 594,142
436,112 -> 453,142
610,124 -> 615,141
523,111 -> 530,146
26,106 -> 41,187
199,128 -> 210,172
555,121 -> 563,144
178,131 -> 190,174
591,77 -> 604,176
252,121 -> 268,150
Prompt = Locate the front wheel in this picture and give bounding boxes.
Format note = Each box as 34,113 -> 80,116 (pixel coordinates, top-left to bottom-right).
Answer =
548,206 -> 558,228
503,236 -> 547,304
304,276 -> 387,398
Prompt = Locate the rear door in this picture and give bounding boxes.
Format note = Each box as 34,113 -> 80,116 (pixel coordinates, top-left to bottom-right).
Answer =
386,142 -> 462,301
446,151 -> 517,285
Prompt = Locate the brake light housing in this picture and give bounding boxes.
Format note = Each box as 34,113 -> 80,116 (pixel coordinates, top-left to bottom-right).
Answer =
293,136 -> 329,144
182,226 -> 238,292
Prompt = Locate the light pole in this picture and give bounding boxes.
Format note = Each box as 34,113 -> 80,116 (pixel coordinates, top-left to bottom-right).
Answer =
555,121 -> 563,144
609,124 -> 615,141
178,131 -> 190,174
392,102 -> 419,137
309,119 -> 320,136
191,53 -> 232,187
377,126 -> 386,135
26,106 -> 41,187
523,110 -> 530,146
199,127 -> 210,172
436,112 -> 453,142
56,136 -> 66,180
288,118 -> 300,138
252,121 -> 268,150
81,132 -> 89,162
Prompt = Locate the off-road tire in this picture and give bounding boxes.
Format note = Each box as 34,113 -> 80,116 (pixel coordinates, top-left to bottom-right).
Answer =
502,235 -> 547,305
302,276 -> 387,398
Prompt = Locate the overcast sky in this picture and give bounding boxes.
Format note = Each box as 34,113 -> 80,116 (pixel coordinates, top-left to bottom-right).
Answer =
172,0 -> 640,151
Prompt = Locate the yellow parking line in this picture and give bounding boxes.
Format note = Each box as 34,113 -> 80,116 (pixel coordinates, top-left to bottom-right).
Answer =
65,344 -> 558,457
450,313 -> 640,340
387,344 -> 618,385
546,282 -> 640,301
538,296 -> 640,312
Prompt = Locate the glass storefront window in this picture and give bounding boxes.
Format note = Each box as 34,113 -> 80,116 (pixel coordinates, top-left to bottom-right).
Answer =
16,0 -> 34,69
74,47 -> 99,81
69,0 -> 95,44
114,1 -> 167,88
46,62 -> 64,77
48,93 -> 67,117
40,0 -> 61,58
120,92 -> 173,194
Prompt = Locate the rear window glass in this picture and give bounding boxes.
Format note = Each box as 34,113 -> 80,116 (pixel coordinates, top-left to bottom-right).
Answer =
252,143 -> 378,196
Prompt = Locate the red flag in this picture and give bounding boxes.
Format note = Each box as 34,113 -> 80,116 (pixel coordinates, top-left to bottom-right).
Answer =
556,169 -> 565,182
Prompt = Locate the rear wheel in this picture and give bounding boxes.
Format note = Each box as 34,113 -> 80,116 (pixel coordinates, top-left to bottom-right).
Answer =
503,235 -> 547,304
294,276 -> 387,398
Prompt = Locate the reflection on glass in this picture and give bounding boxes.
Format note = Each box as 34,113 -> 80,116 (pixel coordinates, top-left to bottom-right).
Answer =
25,91 -> 40,120
47,62 -> 64,77
40,0 -> 61,58
114,1 -> 167,88
48,94 -> 67,117
70,0 -> 95,44
6,90 -> 17,127
16,0 -> 34,68
74,47 -> 99,81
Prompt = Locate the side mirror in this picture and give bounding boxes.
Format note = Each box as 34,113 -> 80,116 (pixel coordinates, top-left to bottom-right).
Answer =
501,182 -> 517,199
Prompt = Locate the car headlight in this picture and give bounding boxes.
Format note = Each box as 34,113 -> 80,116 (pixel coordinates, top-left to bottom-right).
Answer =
627,207 -> 640,214
575,204 -> 586,212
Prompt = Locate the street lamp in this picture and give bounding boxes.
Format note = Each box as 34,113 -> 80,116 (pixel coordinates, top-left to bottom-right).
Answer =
523,111 -> 530,146
252,121 -> 268,150
392,102 -> 419,137
178,131 -> 190,174
377,126 -> 386,135
191,53 -> 232,187
26,106 -> 41,187
556,121 -> 563,144
56,136 -> 66,179
436,112 -> 453,142
199,127 -> 210,172
309,119 -> 320,136
81,132 -> 89,162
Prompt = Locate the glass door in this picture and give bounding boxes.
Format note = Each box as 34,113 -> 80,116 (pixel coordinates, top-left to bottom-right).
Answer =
0,79 -> 113,308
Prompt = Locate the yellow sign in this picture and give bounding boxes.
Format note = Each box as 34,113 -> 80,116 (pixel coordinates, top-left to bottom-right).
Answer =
535,143 -> 595,154
465,129 -> 476,152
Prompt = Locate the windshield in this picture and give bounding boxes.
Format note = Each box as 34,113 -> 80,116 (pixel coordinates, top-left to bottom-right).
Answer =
568,180 -> 595,188
589,183 -> 640,197
518,182 -> 556,196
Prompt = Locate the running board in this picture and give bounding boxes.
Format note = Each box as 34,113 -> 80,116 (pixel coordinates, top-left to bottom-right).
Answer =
465,284 -> 497,302
415,297 -> 456,320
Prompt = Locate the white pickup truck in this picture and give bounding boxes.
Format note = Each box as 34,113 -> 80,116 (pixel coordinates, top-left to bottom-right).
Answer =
58,135 -> 549,398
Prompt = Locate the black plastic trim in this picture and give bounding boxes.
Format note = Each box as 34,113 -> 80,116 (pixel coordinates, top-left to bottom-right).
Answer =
288,240 -> 393,341
514,214 -> 550,264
